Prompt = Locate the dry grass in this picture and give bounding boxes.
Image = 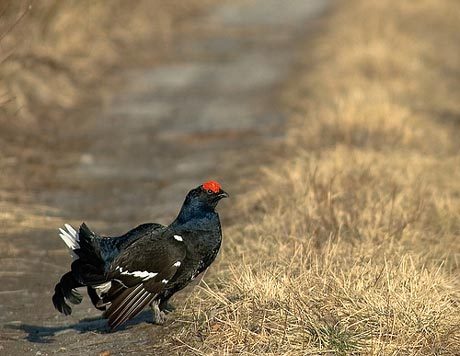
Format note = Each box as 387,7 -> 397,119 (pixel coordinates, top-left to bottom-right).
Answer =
0,0 -> 213,122
160,0 -> 460,354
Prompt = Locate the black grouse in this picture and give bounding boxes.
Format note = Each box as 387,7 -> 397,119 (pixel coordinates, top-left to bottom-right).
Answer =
52,180 -> 228,329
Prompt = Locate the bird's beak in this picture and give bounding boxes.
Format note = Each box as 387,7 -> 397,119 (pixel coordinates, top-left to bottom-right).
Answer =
218,190 -> 229,199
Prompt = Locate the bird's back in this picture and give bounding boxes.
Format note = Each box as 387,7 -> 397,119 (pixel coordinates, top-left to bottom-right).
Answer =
98,223 -> 166,268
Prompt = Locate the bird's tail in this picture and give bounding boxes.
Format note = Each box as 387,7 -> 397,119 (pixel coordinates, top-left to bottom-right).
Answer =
71,223 -> 106,285
52,271 -> 83,315
52,271 -> 107,315
53,223 -> 107,315
58,224 -> 80,260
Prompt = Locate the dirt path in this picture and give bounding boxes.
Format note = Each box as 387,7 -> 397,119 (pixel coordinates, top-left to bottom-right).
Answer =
0,1 -> 328,354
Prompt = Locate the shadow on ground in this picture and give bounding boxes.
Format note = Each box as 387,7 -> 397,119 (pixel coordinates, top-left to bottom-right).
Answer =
6,311 -> 152,343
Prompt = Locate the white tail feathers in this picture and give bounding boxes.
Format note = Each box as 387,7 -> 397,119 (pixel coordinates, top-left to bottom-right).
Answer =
59,224 -> 80,260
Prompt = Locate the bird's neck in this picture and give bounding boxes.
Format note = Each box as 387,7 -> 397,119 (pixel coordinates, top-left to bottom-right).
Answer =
172,201 -> 218,230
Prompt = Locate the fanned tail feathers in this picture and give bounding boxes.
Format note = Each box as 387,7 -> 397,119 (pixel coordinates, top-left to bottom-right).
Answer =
59,224 -> 80,260
53,223 -> 109,315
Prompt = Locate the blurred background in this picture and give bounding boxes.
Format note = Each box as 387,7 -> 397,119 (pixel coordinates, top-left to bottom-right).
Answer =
1,0 -> 459,354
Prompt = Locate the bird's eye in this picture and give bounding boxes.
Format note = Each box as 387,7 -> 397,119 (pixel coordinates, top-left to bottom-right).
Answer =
207,189 -> 213,194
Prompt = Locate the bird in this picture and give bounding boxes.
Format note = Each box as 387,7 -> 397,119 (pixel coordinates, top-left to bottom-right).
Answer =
52,180 -> 228,330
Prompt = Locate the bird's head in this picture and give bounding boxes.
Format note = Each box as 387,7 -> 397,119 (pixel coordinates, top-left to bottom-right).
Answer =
174,180 -> 228,224
194,180 -> 229,208
181,180 -> 229,213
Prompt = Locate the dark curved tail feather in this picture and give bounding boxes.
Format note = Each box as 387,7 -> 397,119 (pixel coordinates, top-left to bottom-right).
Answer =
53,271 -> 109,315
52,271 -> 83,315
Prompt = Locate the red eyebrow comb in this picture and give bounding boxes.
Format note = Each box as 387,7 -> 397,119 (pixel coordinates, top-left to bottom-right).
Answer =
202,180 -> 221,193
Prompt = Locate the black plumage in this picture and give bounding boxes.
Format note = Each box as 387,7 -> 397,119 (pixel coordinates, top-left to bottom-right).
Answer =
52,181 -> 228,329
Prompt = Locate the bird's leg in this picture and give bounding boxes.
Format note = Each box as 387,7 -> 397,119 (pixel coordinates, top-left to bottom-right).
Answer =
159,298 -> 175,313
149,300 -> 166,325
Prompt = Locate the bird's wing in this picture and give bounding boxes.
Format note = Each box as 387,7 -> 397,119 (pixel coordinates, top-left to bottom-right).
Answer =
103,232 -> 186,329
113,222 -> 166,250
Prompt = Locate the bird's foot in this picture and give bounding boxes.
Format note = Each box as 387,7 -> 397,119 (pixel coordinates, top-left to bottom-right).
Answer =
159,301 -> 176,313
150,302 -> 167,325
